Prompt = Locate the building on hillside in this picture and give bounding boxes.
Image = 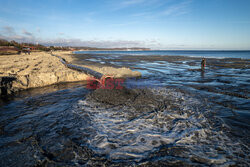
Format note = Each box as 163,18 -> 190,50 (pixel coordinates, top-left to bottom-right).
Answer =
22,46 -> 36,50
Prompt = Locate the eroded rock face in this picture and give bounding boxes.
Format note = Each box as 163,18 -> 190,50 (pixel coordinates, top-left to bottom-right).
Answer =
12,71 -> 89,90
0,76 -> 16,96
0,51 -> 141,95
0,52 -> 89,95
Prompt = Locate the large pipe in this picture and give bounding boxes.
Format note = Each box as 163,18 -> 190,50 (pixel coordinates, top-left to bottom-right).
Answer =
51,53 -> 103,79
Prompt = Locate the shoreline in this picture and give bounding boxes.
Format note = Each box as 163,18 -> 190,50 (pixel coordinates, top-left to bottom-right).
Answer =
0,51 -> 141,96
1,51 -> 249,96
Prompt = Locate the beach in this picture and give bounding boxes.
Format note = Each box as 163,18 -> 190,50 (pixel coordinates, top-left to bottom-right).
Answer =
0,51 -> 141,95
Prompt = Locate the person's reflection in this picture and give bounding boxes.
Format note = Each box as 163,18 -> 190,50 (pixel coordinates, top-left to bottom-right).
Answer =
200,58 -> 206,78
201,70 -> 205,78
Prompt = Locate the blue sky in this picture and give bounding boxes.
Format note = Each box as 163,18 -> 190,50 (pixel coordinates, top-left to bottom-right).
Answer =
0,0 -> 250,49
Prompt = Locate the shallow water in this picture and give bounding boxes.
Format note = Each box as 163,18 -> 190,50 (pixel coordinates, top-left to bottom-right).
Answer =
76,50 -> 250,59
0,53 -> 249,166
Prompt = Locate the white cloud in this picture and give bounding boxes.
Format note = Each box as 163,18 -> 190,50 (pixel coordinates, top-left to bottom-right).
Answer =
130,0 -> 192,20
121,0 -> 145,7
36,27 -> 41,33
42,38 -> 149,48
112,0 -> 148,10
162,0 -> 192,16
58,32 -> 65,36
2,26 -> 16,35
22,29 -> 33,37
0,26 -> 155,48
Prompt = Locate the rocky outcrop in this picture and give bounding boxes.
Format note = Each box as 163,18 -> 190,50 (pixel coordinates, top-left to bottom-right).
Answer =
0,51 -> 141,96
0,76 -> 17,96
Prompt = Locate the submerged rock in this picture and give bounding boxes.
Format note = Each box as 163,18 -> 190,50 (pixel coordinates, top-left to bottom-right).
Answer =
88,88 -> 165,106
87,88 -> 168,121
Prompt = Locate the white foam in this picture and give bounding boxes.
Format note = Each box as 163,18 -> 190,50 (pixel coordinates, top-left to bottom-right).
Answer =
73,88 -> 249,164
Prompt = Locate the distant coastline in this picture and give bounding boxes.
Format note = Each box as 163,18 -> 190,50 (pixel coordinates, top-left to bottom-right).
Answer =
77,47 -> 151,51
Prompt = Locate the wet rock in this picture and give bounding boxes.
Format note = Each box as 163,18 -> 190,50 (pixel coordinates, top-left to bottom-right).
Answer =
87,88 -> 170,122
187,68 -> 203,72
0,125 -> 4,135
0,76 -> 16,96
88,88 -> 138,105
87,88 -> 168,121
40,139 -> 94,165
88,88 -> 162,107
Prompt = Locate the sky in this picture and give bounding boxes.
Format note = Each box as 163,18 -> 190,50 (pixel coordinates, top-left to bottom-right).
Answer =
0,0 -> 250,49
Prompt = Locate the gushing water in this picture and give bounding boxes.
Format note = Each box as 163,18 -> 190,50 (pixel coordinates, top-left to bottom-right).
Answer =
73,88 -> 249,165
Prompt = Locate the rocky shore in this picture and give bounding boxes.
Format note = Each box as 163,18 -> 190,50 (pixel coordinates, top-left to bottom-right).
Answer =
0,51 -> 141,96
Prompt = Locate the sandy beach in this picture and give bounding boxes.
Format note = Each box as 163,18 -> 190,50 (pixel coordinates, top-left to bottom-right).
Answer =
0,51 -> 141,95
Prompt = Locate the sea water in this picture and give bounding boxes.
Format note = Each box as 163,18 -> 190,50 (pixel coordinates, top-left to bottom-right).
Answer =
0,51 -> 249,166
76,50 -> 250,59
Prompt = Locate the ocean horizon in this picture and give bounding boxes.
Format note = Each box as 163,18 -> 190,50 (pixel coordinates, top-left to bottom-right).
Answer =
76,50 -> 250,59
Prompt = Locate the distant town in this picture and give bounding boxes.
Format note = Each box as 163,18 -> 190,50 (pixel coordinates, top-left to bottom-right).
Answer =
0,39 -> 150,55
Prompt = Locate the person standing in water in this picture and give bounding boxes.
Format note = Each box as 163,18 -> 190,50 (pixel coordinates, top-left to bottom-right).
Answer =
201,58 -> 206,71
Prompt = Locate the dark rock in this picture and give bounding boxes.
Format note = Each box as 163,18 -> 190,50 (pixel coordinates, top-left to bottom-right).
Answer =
87,88 -> 169,121
88,87 -> 138,105
0,125 -> 4,135
88,88 -> 162,107
0,76 -> 16,96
